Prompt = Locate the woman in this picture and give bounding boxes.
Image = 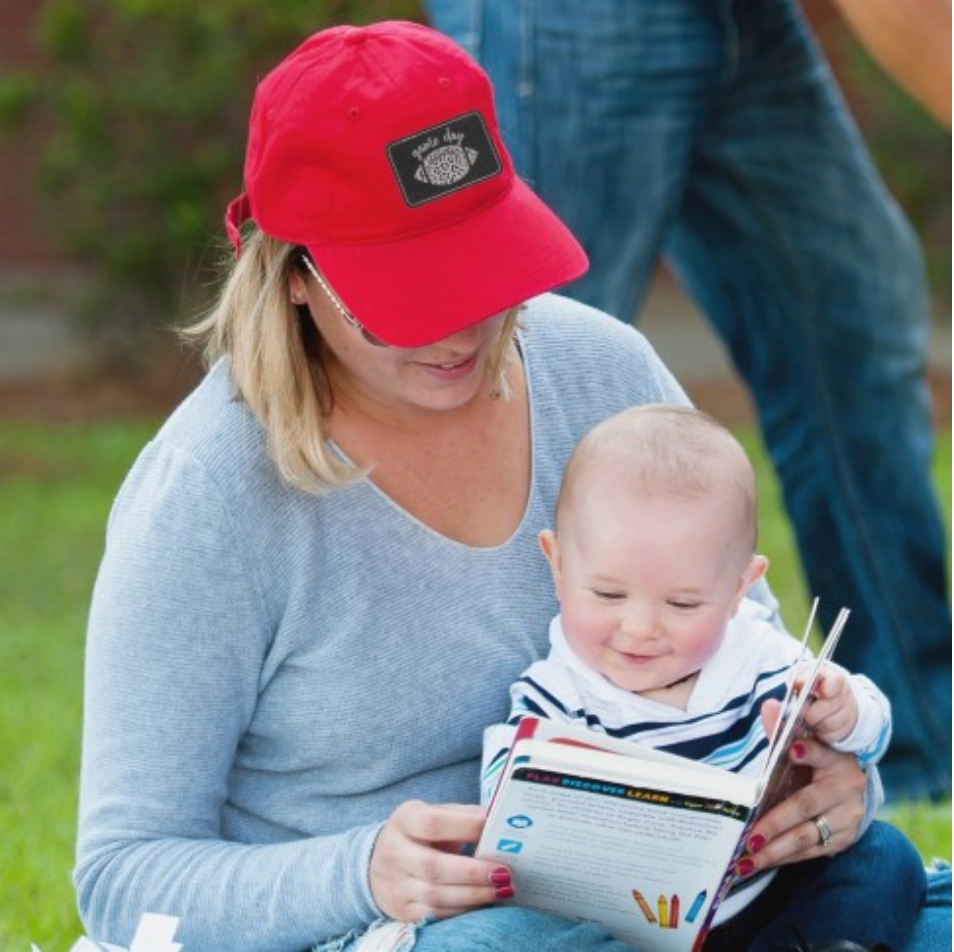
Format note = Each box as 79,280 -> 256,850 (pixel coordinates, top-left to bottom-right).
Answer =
75,21 -> 946,952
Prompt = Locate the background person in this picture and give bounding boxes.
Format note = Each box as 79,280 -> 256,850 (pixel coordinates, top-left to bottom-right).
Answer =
424,0 -> 952,802
830,0 -> 951,127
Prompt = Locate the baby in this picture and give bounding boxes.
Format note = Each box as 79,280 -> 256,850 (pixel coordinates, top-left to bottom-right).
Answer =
487,405 -> 924,951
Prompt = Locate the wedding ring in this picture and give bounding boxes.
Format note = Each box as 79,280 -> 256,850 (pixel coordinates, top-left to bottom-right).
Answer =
814,813 -> 833,848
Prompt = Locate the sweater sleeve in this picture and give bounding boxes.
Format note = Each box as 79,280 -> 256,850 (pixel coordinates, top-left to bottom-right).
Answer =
75,440 -> 381,952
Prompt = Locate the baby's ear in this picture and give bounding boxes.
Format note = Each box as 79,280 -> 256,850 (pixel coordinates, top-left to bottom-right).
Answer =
538,529 -> 561,584
731,554 -> 769,614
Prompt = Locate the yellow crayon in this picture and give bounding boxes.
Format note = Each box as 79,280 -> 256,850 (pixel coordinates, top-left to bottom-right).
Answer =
658,894 -> 669,928
631,889 -> 657,924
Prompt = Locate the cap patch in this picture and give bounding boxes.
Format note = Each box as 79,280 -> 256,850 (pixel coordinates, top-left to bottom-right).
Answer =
387,111 -> 502,208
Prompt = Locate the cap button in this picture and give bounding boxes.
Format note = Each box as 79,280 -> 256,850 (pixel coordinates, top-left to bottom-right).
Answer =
344,31 -> 368,46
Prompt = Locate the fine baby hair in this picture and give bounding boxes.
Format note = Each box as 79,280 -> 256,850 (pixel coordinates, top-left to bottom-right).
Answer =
556,403 -> 759,550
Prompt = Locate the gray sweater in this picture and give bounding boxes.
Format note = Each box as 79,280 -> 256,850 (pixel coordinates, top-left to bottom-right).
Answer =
76,294 -> 687,951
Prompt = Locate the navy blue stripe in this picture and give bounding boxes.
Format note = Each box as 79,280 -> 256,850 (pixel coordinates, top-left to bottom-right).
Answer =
507,693 -> 550,725
520,670 -> 790,742
658,682 -> 787,762
653,732 -> 770,773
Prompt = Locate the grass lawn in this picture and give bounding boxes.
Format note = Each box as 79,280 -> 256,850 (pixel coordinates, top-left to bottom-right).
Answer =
0,419 -> 950,948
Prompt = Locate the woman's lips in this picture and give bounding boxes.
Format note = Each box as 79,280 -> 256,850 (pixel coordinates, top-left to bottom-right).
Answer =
415,351 -> 479,380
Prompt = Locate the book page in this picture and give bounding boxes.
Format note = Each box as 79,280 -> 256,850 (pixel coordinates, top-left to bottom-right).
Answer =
478,765 -> 751,952
513,737 -> 758,804
755,607 -> 850,815
482,717 -> 743,813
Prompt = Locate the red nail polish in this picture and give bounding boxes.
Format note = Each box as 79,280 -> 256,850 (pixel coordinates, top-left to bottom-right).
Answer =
737,858 -> 755,876
489,868 -> 511,887
792,742 -> 806,759
749,834 -> 765,854
494,885 -> 515,900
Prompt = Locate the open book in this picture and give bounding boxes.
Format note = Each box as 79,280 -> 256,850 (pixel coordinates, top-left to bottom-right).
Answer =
475,602 -> 848,952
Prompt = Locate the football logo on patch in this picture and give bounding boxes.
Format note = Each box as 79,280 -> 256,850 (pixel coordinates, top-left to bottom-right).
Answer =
388,111 -> 502,208
414,131 -> 479,186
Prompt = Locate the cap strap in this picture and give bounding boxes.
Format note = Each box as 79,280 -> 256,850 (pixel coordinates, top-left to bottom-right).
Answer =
225,192 -> 252,256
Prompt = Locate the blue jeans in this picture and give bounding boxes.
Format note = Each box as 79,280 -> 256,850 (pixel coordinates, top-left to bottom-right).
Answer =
364,836 -> 946,951
704,822 -> 925,951
425,0 -> 951,801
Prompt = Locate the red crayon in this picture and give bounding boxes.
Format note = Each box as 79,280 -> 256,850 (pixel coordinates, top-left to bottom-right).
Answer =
670,894 -> 680,929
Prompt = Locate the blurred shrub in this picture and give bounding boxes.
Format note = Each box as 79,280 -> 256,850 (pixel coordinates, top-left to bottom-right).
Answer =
0,0 -> 422,356
0,1 -> 947,360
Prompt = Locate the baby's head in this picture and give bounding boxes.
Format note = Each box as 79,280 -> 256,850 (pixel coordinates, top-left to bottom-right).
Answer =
541,405 -> 768,702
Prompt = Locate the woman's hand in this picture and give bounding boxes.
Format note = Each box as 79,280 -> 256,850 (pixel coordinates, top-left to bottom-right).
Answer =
370,800 -> 513,922
741,730 -> 867,876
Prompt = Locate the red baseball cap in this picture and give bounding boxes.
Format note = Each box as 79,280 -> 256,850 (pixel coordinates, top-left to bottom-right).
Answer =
225,21 -> 588,347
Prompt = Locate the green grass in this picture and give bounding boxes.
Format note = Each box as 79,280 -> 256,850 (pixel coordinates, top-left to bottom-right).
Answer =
0,420 -> 950,948
0,420 -> 159,949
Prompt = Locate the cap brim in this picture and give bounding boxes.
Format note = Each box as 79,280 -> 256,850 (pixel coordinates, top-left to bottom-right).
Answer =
306,178 -> 588,347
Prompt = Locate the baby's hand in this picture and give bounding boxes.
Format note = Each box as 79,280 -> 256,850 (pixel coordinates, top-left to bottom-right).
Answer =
803,664 -> 858,744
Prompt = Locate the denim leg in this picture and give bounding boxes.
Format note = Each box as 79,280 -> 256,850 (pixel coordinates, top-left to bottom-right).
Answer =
410,905 -> 636,951
426,0 -> 953,801
664,0 -> 950,800
316,862 -> 949,952
902,860 -> 953,952
426,0 -> 727,322
706,821 -> 926,951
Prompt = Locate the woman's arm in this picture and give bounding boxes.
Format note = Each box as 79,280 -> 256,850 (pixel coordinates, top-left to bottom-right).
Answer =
76,440 -> 380,952
830,0 -> 951,127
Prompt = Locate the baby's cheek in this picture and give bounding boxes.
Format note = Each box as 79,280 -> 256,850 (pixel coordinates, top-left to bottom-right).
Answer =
682,622 -> 725,668
563,606 -> 615,662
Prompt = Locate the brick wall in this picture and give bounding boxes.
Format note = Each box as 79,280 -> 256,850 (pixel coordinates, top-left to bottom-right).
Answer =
0,3 -> 61,269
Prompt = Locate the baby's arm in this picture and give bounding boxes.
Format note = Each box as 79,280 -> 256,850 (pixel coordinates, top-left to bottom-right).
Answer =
804,663 -> 891,766
481,664 -> 572,803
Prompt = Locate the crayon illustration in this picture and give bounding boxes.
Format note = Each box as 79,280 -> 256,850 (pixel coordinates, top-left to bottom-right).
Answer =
658,894 -> 669,928
670,894 -> 680,929
631,889 -> 657,924
686,889 -> 707,924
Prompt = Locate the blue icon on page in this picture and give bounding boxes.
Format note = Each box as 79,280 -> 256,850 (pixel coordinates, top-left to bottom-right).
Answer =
496,839 -> 524,854
506,814 -> 534,829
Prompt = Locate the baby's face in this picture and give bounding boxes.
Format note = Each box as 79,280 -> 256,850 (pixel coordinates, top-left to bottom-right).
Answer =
543,484 -> 762,700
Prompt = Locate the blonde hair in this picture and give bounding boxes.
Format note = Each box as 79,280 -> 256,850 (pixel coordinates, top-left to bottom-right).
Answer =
184,229 -> 520,495
557,404 -> 759,550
